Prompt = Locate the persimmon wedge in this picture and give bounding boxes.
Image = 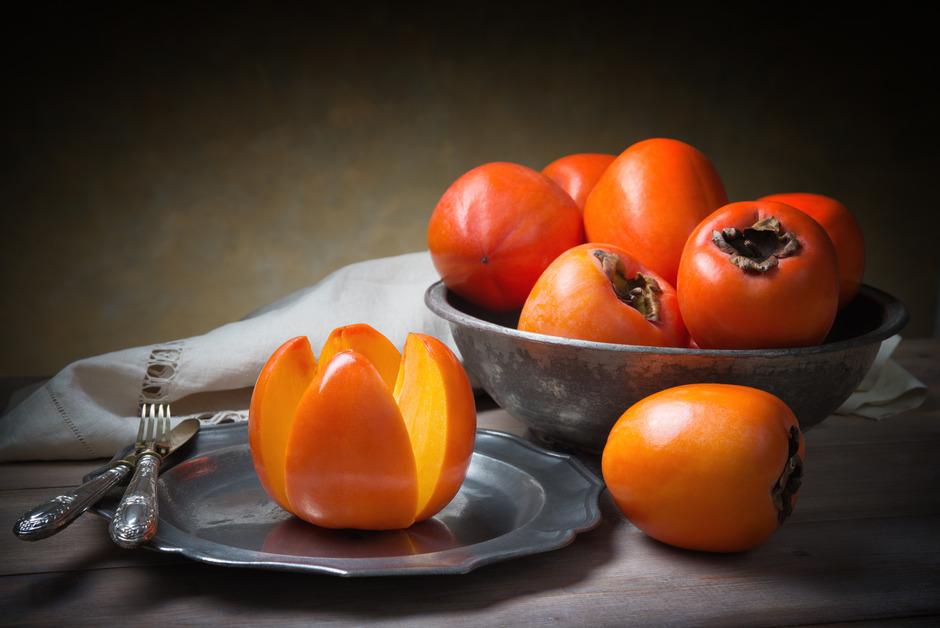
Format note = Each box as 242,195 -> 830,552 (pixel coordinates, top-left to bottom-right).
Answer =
249,325 -> 476,530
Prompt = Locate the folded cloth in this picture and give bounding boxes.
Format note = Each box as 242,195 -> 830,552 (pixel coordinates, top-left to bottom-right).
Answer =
0,251 -> 453,461
834,334 -> 927,419
0,250 -> 929,460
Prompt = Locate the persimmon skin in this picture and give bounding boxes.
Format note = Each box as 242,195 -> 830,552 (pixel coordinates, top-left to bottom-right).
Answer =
602,384 -> 805,553
542,153 -> 616,211
677,200 -> 839,349
760,192 -> 864,308
286,351 -> 419,530
518,243 -> 687,347
428,162 -> 585,311
584,138 -> 727,284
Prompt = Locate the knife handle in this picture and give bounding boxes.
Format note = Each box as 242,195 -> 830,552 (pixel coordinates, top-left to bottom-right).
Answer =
109,452 -> 161,548
13,463 -> 132,541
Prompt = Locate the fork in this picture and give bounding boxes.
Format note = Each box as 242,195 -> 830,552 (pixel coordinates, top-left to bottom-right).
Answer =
109,403 -> 171,548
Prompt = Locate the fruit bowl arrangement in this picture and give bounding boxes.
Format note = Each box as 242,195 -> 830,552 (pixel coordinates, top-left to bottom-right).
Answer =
426,280 -> 906,452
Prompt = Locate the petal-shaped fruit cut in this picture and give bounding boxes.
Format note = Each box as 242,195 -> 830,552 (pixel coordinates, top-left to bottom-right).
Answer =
248,336 -> 317,511
319,324 -> 402,391
285,350 -> 419,529
394,333 -> 477,521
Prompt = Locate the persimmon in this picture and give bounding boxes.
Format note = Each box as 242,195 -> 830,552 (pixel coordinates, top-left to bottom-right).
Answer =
677,200 -> 839,349
518,243 -> 687,347
583,138 -> 727,284
602,384 -> 805,553
427,162 -> 585,311
542,153 -> 616,211
249,325 -> 476,530
760,192 -> 865,308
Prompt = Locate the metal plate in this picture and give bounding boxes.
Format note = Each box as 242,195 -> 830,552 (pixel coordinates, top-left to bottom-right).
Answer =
91,423 -> 602,576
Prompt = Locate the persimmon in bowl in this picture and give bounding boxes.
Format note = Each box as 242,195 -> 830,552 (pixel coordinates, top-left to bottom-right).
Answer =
249,324 -> 476,530
426,281 -> 906,452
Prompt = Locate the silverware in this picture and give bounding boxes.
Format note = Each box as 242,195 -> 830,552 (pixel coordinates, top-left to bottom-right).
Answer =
13,454 -> 139,541
12,408 -> 201,542
108,403 -> 170,548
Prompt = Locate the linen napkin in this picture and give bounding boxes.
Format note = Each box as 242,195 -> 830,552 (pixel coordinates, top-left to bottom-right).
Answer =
0,250 -> 929,461
834,334 -> 927,419
0,251 -> 453,461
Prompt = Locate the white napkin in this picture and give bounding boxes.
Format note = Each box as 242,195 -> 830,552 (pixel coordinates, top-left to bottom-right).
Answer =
0,250 -> 928,461
0,251 -> 453,461
834,334 -> 927,419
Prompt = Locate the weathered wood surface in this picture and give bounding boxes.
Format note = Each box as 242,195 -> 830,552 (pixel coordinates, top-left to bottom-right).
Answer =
1,339 -> 938,627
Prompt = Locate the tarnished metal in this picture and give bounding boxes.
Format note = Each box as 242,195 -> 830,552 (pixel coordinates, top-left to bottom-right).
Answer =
426,282 -> 908,452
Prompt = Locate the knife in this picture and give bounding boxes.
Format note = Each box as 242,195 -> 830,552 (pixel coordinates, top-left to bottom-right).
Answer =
12,418 -> 200,541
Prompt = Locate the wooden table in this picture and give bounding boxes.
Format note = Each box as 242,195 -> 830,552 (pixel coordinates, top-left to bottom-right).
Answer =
2,339 -> 938,627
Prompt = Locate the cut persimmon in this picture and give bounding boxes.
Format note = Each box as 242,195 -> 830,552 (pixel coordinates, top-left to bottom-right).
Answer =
248,324 -> 476,530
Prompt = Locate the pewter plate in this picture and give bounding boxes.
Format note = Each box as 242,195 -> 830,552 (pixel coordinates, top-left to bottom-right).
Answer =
90,423 -> 602,576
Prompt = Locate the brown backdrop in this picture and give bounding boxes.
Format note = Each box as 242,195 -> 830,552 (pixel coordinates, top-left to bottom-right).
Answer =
2,5 -> 937,376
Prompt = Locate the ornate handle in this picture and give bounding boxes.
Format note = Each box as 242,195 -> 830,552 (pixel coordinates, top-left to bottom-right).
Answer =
13,463 -> 132,541
109,452 -> 161,548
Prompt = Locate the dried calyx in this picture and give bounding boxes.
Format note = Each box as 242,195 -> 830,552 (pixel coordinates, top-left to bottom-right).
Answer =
592,250 -> 662,322
771,426 -> 803,525
712,216 -> 801,273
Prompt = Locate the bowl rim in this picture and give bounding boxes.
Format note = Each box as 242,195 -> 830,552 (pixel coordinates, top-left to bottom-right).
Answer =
425,281 -> 909,357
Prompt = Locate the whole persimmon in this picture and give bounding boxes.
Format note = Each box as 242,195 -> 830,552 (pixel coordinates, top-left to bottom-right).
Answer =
677,200 -> 839,349
760,192 -> 865,308
518,243 -> 687,347
583,138 -> 727,284
542,153 -> 616,211
428,162 -> 584,311
602,383 -> 805,553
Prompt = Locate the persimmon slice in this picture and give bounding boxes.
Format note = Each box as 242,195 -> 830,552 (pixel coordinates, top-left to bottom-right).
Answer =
394,334 -> 477,521
248,336 -> 317,511
285,351 -> 419,530
319,324 -> 402,391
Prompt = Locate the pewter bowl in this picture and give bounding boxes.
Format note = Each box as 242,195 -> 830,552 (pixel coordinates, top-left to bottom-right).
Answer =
426,281 -> 908,452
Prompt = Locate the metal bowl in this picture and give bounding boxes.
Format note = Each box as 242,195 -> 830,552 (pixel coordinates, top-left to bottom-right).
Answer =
426,281 -> 908,452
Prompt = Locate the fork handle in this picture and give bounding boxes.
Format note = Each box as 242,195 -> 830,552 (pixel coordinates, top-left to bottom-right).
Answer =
109,452 -> 161,548
13,463 -> 133,541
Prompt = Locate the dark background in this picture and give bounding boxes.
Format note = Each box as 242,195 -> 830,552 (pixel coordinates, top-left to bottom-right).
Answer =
2,4 -> 937,375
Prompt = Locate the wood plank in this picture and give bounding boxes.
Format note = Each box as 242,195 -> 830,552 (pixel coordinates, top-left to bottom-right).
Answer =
0,460 -> 103,491
0,487 -> 187,577
1,512 -> 937,627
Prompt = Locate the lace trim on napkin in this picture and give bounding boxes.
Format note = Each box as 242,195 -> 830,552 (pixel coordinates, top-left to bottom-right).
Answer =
138,342 -> 249,425
139,341 -> 183,408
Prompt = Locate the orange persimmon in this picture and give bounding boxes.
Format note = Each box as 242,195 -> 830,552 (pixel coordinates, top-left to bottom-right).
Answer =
249,325 -> 476,530
677,200 -> 839,349
602,384 -> 805,552
427,162 -> 585,311
518,243 -> 687,347
760,192 -> 865,308
583,138 -> 727,284
542,153 -> 616,211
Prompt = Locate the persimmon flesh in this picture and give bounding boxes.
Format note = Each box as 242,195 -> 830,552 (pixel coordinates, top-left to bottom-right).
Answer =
249,325 -> 476,530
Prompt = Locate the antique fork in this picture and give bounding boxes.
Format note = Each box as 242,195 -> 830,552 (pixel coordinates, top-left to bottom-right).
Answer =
108,403 -> 171,548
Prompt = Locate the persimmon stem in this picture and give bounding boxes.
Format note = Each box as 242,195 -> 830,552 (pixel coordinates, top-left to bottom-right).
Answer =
712,216 -> 801,273
592,250 -> 662,322
771,426 -> 803,524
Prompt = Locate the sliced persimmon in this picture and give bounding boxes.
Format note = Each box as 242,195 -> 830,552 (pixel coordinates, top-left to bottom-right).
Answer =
319,324 -> 402,391
285,351 -> 419,530
248,336 -> 317,511
394,333 -> 477,521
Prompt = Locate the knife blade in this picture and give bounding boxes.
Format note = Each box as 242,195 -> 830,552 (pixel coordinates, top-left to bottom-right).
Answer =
12,418 -> 200,541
